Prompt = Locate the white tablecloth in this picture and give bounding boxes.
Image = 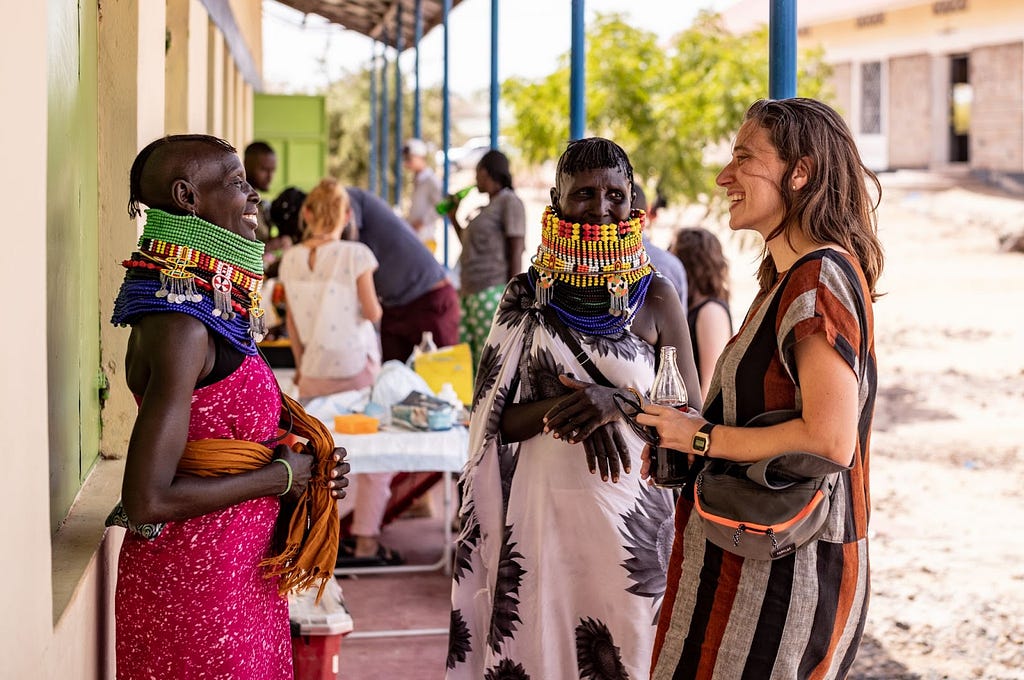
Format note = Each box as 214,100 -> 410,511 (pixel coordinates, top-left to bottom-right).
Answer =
328,425 -> 469,474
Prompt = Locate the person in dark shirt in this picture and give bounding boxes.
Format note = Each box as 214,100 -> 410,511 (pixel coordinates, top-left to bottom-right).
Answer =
345,187 -> 460,362
632,184 -> 688,306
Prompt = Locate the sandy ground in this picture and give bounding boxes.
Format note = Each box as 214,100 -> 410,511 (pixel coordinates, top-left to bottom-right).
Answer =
441,170 -> 1024,679
837,175 -> 1024,680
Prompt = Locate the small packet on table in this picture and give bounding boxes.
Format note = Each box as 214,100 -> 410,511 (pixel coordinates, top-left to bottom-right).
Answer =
390,391 -> 453,431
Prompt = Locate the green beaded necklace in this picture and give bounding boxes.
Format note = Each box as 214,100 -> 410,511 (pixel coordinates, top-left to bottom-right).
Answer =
141,209 -> 265,275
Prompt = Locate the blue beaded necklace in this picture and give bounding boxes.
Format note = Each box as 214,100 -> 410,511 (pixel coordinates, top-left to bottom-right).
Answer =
528,267 -> 653,336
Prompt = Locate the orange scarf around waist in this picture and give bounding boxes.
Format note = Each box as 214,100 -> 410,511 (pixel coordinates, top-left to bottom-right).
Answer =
178,392 -> 339,600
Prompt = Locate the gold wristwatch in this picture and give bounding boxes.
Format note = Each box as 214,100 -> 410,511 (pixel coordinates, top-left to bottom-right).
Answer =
692,423 -> 715,454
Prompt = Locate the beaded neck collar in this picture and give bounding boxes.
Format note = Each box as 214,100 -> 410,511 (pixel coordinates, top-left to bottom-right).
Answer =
111,210 -> 268,353
529,205 -> 653,335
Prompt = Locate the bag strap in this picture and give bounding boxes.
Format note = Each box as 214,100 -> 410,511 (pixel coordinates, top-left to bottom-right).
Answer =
541,306 -> 615,389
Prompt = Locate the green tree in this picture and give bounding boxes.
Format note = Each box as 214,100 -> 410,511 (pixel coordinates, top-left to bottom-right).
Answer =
324,64 -> 445,193
502,11 -> 832,212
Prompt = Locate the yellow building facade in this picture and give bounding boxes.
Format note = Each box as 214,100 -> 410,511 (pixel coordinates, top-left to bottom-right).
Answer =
1,1 -> 262,676
724,0 -> 1024,181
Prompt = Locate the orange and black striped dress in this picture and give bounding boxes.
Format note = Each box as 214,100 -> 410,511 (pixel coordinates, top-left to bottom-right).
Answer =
651,249 -> 876,680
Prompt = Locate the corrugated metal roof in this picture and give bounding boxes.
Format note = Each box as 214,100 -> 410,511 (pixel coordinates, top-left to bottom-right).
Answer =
271,0 -> 464,50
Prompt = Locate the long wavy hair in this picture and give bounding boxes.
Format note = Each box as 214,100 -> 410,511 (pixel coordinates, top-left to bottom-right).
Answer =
670,227 -> 730,308
744,98 -> 885,300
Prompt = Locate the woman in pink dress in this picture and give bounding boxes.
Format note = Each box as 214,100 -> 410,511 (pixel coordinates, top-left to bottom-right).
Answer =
109,134 -> 349,679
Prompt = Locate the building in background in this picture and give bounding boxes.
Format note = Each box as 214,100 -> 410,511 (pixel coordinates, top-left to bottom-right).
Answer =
723,0 -> 1024,185
2,2 -> 261,677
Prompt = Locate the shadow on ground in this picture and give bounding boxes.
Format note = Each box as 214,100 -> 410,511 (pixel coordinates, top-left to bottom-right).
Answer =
850,634 -> 921,680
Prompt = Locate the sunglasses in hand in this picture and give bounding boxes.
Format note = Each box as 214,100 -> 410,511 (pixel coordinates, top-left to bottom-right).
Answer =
612,392 -> 660,447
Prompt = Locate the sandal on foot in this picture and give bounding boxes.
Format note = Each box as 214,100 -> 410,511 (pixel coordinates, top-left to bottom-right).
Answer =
335,543 -> 404,568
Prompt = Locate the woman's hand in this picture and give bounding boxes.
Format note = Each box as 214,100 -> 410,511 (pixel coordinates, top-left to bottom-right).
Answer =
328,447 -> 350,499
273,443 -> 315,502
636,403 -> 706,455
581,424 -> 630,483
541,375 -> 623,443
639,444 -> 653,482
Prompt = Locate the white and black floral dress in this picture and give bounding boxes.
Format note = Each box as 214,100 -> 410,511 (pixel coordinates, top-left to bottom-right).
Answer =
447,275 -> 675,680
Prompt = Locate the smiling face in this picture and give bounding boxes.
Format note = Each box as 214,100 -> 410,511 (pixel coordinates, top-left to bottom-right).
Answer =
191,151 -> 261,240
716,120 -> 790,238
552,166 -> 633,225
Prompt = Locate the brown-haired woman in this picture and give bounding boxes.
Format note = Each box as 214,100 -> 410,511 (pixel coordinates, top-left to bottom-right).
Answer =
640,98 -> 883,678
670,227 -> 733,401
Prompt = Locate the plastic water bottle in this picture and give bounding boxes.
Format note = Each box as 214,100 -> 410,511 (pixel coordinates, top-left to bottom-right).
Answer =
418,331 -> 438,354
435,185 -> 475,216
436,382 -> 463,427
649,345 -> 691,488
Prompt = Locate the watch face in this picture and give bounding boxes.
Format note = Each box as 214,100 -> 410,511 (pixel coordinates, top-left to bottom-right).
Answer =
693,432 -> 710,453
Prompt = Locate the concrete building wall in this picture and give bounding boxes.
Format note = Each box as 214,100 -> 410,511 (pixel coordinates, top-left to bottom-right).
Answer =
830,62 -> 853,121
0,1 -> 55,676
889,53 -> 933,168
724,0 -> 1024,175
971,41 -> 1024,172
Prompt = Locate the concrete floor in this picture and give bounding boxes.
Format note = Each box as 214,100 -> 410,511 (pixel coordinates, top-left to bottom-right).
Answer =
334,514 -> 453,679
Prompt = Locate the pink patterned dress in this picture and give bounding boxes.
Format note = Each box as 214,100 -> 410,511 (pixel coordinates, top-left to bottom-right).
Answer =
115,354 -> 292,679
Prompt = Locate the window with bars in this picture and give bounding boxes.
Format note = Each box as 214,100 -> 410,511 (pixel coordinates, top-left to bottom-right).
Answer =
861,62 -> 882,134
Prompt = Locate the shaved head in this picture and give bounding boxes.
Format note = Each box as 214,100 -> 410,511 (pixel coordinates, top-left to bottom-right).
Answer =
128,135 -> 236,217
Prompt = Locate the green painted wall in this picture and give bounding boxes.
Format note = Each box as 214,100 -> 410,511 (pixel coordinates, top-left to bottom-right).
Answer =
47,0 -> 100,530
253,94 -> 327,198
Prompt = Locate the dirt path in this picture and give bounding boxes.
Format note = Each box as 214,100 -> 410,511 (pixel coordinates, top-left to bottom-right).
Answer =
841,177 -> 1024,680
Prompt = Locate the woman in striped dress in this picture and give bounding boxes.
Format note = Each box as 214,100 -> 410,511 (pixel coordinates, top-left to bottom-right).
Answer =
638,98 -> 884,679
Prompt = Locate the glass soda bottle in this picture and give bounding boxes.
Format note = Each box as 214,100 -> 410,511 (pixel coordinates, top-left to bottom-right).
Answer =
435,185 -> 475,216
649,345 -> 691,488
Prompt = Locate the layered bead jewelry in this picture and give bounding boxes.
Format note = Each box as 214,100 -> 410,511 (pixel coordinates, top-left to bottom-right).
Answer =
529,206 -> 654,335
111,209 -> 267,353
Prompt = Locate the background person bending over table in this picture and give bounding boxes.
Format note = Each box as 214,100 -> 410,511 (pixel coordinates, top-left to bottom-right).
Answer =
447,137 -> 700,680
639,98 -> 883,679
109,134 -> 348,679
345,186 -> 461,362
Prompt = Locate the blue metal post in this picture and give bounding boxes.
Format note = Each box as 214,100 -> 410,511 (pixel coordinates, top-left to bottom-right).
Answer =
394,10 -> 404,207
414,0 -> 423,139
569,0 -> 585,140
490,0 -> 499,149
769,0 -> 797,99
381,35 -> 390,202
442,0 -> 452,268
369,42 -> 378,195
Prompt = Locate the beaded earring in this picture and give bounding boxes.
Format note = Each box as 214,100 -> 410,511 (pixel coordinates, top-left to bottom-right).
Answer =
248,289 -> 267,342
155,250 -> 203,304
210,262 -> 236,319
535,270 -> 555,306
606,274 -> 629,316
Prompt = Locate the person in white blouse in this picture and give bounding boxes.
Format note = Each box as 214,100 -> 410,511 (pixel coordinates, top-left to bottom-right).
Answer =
279,178 -> 400,566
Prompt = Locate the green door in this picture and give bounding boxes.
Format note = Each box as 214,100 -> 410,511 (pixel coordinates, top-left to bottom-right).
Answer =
48,0 -> 100,530
253,94 -> 327,198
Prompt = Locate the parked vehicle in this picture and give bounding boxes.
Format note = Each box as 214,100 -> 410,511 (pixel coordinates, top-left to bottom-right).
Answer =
436,136 -> 505,171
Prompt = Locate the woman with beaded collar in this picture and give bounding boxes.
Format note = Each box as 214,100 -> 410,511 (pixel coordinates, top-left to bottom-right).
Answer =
109,134 -> 349,679
446,137 -> 700,680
